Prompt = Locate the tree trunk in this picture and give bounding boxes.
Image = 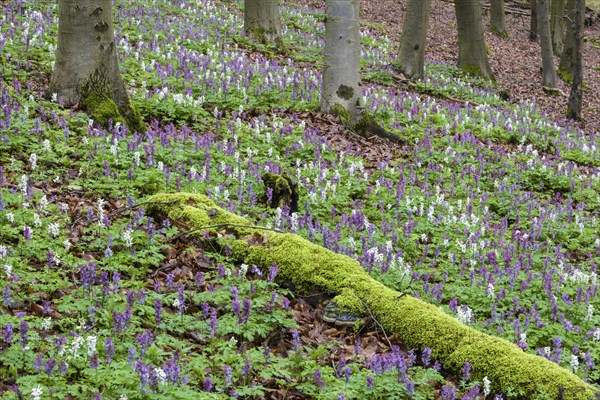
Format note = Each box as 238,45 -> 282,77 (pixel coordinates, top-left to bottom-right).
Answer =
50,0 -> 143,132
538,0 -> 558,88
550,0 -> 565,53
396,0 -> 431,80
530,0 -> 538,40
321,0 -> 362,124
567,0 -> 584,120
490,0 -> 508,37
145,192 -> 597,400
558,0 -> 582,80
454,0 -> 494,78
244,0 -> 283,47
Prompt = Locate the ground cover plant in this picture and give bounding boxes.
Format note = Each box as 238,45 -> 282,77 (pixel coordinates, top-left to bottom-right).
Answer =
2,0 -> 600,399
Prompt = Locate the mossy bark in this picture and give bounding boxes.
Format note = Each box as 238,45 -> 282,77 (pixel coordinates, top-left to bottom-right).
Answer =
396,0 -> 431,80
490,0 -> 508,37
244,0 -> 284,48
454,0 -> 494,79
50,0 -> 144,132
145,192 -> 597,400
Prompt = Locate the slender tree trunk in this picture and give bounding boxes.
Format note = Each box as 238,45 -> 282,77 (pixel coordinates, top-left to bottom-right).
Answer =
490,0 -> 508,37
567,0 -> 584,120
538,0 -> 558,88
321,0 -> 362,124
550,0 -> 565,53
454,0 -> 494,78
530,0 -> 539,40
559,0 -> 582,80
50,0 -> 143,132
396,0 -> 431,80
244,0 -> 283,47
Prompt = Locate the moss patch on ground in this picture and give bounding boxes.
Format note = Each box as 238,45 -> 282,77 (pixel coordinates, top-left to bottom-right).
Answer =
145,192 -> 598,400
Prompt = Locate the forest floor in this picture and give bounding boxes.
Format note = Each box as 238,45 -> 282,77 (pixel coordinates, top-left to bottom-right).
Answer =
296,0 -> 600,133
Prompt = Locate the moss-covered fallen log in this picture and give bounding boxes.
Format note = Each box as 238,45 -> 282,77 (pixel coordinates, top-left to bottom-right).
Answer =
145,192 -> 598,400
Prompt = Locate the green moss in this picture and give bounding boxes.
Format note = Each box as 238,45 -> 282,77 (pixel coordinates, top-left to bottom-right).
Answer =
261,172 -> 297,210
336,84 -> 354,101
145,193 -> 597,400
558,67 -> 574,84
329,103 -> 351,125
82,90 -> 125,128
490,25 -> 509,38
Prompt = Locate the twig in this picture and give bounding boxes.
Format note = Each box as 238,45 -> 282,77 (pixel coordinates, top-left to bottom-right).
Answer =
107,199 -> 182,219
171,223 -> 285,241
352,293 -> 393,350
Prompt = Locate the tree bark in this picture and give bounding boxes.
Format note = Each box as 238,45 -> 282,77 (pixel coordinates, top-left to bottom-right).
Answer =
538,0 -> 558,88
50,0 -> 143,132
558,0 -> 582,80
320,0 -> 362,124
490,0 -> 508,37
550,0 -> 565,53
567,0 -> 584,120
530,0 -> 538,40
396,0 -> 431,80
145,192 -> 597,400
244,0 -> 283,47
454,0 -> 494,78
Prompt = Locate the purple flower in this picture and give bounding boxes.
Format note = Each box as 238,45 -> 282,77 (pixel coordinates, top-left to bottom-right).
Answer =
58,360 -> 68,374
2,324 -> 12,345
2,285 -> 10,306
421,348 -> 431,366
209,307 -> 218,337
19,320 -> 28,348
90,354 -> 99,369
136,330 -> 153,356
104,338 -> 115,363
441,384 -> 457,400
268,264 -> 278,283
45,359 -> 56,376
154,298 -> 162,325
462,361 -> 471,381
366,375 -> 374,388
164,354 -> 181,385
240,298 -> 251,324
224,366 -> 232,387
291,329 -> 301,351
23,226 -> 32,241
242,359 -> 252,379
195,272 -> 204,288
33,353 -> 43,372
405,380 -> 415,396
204,377 -> 213,392
314,369 -> 324,388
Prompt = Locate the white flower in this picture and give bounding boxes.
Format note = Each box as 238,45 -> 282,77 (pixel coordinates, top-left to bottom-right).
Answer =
154,367 -> 167,384
33,214 -> 42,227
6,212 -> 14,223
64,239 -> 72,252
97,198 -> 105,227
87,335 -> 97,356
173,298 -> 182,309
586,304 -> 594,322
3,264 -> 12,277
571,354 -> 579,372
157,161 -> 164,171
48,223 -> 60,238
119,395 -> 128,400
31,385 -> 43,400
239,263 -> 248,277
52,92 -> 57,102
485,283 -> 495,298
41,317 -> 52,330
122,229 -> 133,247
483,376 -> 491,396
29,153 -> 37,170
456,305 -> 473,324
19,174 -> 28,196
134,151 -> 141,167
43,139 -> 51,152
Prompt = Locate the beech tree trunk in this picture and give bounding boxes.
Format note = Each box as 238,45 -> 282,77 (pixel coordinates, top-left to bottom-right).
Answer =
454,0 -> 494,78
320,0 -> 362,124
559,0 -> 582,79
396,0 -> 431,80
490,0 -> 508,37
538,0 -> 558,88
530,0 -> 539,41
567,0 -> 584,120
550,0 -> 565,53
50,0 -> 143,132
244,0 -> 283,47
